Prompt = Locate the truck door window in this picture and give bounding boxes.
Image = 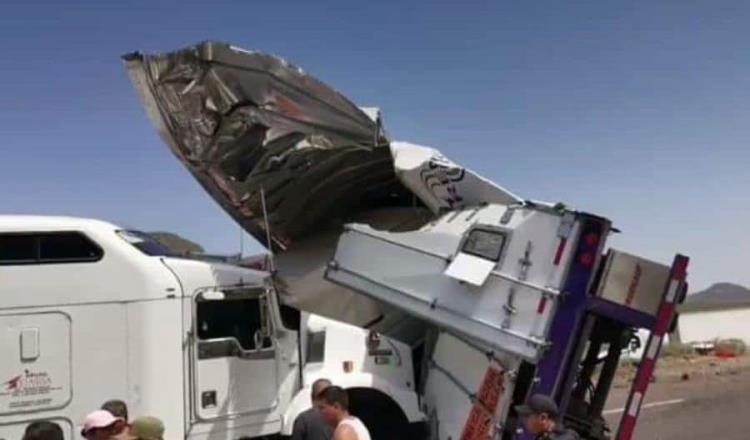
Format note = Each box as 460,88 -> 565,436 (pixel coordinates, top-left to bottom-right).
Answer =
196,295 -> 274,359
462,228 -> 506,261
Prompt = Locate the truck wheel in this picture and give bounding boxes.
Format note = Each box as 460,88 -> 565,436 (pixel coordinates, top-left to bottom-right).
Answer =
346,387 -> 415,440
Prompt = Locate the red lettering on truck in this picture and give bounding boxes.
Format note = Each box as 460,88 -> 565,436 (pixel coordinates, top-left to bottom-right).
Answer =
460,366 -> 505,440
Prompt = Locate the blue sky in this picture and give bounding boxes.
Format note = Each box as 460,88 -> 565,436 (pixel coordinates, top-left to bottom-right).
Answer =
1,0 -> 748,291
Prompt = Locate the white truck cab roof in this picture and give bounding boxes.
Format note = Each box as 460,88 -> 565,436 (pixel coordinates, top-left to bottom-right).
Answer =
0,215 -> 122,233
0,215 -> 269,309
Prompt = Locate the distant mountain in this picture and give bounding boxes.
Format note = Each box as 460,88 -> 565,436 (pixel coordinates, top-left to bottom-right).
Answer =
147,231 -> 204,255
681,283 -> 750,312
687,283 -> 750,303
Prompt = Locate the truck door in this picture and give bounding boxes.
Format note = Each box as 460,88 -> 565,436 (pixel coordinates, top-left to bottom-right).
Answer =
191,287 -> 280,421
0,312 -> 72,417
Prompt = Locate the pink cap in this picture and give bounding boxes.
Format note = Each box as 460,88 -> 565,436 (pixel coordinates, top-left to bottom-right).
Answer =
81,410 -> 122,435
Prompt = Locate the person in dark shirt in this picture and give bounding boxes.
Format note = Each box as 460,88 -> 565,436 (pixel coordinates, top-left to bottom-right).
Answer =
291,378 -> 334,440
515,394 -> 579,440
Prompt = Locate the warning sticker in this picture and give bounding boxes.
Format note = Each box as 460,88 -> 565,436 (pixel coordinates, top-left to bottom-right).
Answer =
460,366 -> 506,440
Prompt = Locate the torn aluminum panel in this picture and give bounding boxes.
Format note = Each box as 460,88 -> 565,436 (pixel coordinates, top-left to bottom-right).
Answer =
124,41 -> 520,340
124,41 -> 407,252
125,41 -> 520,253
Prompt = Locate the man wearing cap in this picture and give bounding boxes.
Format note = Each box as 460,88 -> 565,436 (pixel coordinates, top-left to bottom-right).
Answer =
515,394 -> 579,440
81,410 -> 126,440
129,416 -> 165,440
101,399 -> 130,440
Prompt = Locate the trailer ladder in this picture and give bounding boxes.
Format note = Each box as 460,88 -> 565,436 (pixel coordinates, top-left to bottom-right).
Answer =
615,254 -> 689,440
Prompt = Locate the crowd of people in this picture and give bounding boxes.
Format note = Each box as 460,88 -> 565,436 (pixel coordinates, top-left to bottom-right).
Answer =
17,382 -> 571,440
18,380 -> 368,440
21,399 -> 164,440
294,379 -> 577,440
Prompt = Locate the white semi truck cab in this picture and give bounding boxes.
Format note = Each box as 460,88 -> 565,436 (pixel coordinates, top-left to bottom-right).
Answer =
0,216 -> 421,440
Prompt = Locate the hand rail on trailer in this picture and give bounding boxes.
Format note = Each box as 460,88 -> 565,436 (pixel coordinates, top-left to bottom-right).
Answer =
615,254 -> 689,440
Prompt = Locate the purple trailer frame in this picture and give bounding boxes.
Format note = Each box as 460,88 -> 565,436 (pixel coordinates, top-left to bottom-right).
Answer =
517,212 -> 688,440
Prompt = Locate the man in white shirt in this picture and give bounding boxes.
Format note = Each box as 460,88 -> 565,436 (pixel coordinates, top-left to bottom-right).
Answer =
315,386 -> 372,440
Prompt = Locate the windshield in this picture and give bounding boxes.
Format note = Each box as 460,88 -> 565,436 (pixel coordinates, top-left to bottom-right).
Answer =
116,230 -> 177,257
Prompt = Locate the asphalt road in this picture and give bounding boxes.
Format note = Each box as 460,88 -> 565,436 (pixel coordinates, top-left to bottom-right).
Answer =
603,367 -> 750,439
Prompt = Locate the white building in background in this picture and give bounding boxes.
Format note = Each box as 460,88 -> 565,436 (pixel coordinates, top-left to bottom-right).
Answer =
678,304 -> 750,345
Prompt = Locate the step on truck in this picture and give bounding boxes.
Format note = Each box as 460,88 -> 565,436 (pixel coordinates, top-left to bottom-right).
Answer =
0,216 -> 421,440
124,41 -> 690,439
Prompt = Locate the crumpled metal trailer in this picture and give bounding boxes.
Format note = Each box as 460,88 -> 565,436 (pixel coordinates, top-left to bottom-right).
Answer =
125,41 -> 690,440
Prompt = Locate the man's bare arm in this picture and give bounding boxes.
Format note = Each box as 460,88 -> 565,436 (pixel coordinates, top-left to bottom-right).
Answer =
333,424 -> 358,440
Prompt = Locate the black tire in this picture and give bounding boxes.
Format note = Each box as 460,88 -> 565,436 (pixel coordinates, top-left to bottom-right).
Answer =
347,387 -> 413,440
